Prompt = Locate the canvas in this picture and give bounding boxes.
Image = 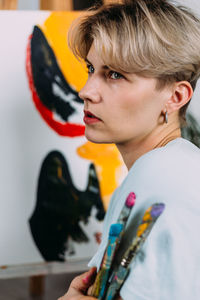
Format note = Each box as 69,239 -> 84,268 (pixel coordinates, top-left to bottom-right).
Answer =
0,11 -> 127,276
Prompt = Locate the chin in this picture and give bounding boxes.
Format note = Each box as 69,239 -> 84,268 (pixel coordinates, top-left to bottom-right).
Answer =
85,130 -> 112,144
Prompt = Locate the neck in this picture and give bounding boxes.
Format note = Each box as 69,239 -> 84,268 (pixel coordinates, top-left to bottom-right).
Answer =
116,117 -> 181,171
152,127 -> 181,148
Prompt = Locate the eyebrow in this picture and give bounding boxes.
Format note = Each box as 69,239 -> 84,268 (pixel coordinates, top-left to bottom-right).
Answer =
85,58 -> 110,70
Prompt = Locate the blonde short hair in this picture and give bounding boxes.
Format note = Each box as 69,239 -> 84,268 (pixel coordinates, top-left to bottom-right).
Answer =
68,0 -> 200,123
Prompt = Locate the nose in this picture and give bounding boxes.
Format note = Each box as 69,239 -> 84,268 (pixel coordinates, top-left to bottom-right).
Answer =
79,77 -> 101,103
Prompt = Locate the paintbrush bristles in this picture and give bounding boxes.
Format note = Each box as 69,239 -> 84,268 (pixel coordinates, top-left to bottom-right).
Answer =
122,204 -> 166,267
109,223 -> 123,237
117,192 -> 136,225
125,192 -> 136,208
151,203 -> 165,218
137,203 -> 165,237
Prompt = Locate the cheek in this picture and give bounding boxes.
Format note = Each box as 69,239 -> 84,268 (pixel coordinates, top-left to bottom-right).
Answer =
120,93 -> 161,125
104,87 -> 162,123
118,96 -> 144,117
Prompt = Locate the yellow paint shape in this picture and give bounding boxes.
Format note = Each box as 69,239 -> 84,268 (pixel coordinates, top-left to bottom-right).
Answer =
77,142 -> 124,209
40,12 -> 88,91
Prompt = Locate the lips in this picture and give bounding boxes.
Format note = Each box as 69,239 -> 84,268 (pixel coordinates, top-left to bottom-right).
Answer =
83,110 -> 102,124
84,110 -> 100,119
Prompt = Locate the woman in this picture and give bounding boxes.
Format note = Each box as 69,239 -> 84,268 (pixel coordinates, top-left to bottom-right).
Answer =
59,0 -> 200,299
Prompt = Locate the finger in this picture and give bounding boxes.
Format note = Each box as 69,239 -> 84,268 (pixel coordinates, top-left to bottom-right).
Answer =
82,267 -> 97,285
70,267 -> 97,293
87,284 -> 94,296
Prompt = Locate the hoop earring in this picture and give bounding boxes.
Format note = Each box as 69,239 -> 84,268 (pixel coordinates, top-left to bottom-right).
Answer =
164,111 -> 168,124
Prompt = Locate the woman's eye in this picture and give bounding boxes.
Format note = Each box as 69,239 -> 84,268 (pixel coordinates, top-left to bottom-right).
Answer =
109,71 -> 123,80
87,64 -> 94,74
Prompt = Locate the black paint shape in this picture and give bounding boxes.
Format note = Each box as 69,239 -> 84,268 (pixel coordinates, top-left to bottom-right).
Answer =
29,150 -> 105,262
30,25 -> 83,122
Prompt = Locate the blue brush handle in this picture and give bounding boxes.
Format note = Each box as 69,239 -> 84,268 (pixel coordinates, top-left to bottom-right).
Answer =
98,227 -> 123,299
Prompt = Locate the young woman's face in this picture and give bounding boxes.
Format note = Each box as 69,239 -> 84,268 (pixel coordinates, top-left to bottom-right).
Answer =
79,44 -> 171,146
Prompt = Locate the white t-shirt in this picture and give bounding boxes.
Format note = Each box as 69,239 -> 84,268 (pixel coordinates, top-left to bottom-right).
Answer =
89,138 -> 200,300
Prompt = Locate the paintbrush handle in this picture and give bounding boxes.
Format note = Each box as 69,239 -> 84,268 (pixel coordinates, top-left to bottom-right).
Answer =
104,237 -> 141,300
91,266 -> 104,298
104,265 -> 129,300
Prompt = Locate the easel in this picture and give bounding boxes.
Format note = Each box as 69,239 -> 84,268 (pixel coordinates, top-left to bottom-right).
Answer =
0,0 -> 17,9
40,0 -> 73,10
0,0 -> 109,10
0,0 -> 74,10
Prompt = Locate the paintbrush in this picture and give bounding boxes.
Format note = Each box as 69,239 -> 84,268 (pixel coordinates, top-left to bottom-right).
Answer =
91,223 -> 123,298
104,203 -> 165,300
91,192 -> 136,298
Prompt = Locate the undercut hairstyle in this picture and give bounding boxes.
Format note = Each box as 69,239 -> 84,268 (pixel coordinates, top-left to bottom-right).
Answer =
68,0 -> 200,124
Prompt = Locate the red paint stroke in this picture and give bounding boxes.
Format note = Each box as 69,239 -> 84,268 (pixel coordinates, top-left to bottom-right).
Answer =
26,34 -> 85,137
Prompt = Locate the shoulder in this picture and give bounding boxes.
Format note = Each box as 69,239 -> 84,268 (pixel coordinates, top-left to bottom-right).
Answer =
133,137 -> 200,174
116,137 -> 200,252
106,138 -> 200,225
124,138 -> 200,190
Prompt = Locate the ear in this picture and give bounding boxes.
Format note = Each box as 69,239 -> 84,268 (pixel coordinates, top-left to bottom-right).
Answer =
166,81 -> 193,114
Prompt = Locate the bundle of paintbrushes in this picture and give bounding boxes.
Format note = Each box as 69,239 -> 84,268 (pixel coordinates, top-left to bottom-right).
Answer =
90,193 -> 165,300
91,192 -> 136,298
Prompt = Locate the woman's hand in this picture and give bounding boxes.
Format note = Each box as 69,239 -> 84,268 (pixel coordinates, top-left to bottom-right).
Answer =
58,267 -> 97,300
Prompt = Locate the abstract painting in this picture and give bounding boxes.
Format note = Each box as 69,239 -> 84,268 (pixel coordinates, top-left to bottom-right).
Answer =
0,11 -> 126,268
